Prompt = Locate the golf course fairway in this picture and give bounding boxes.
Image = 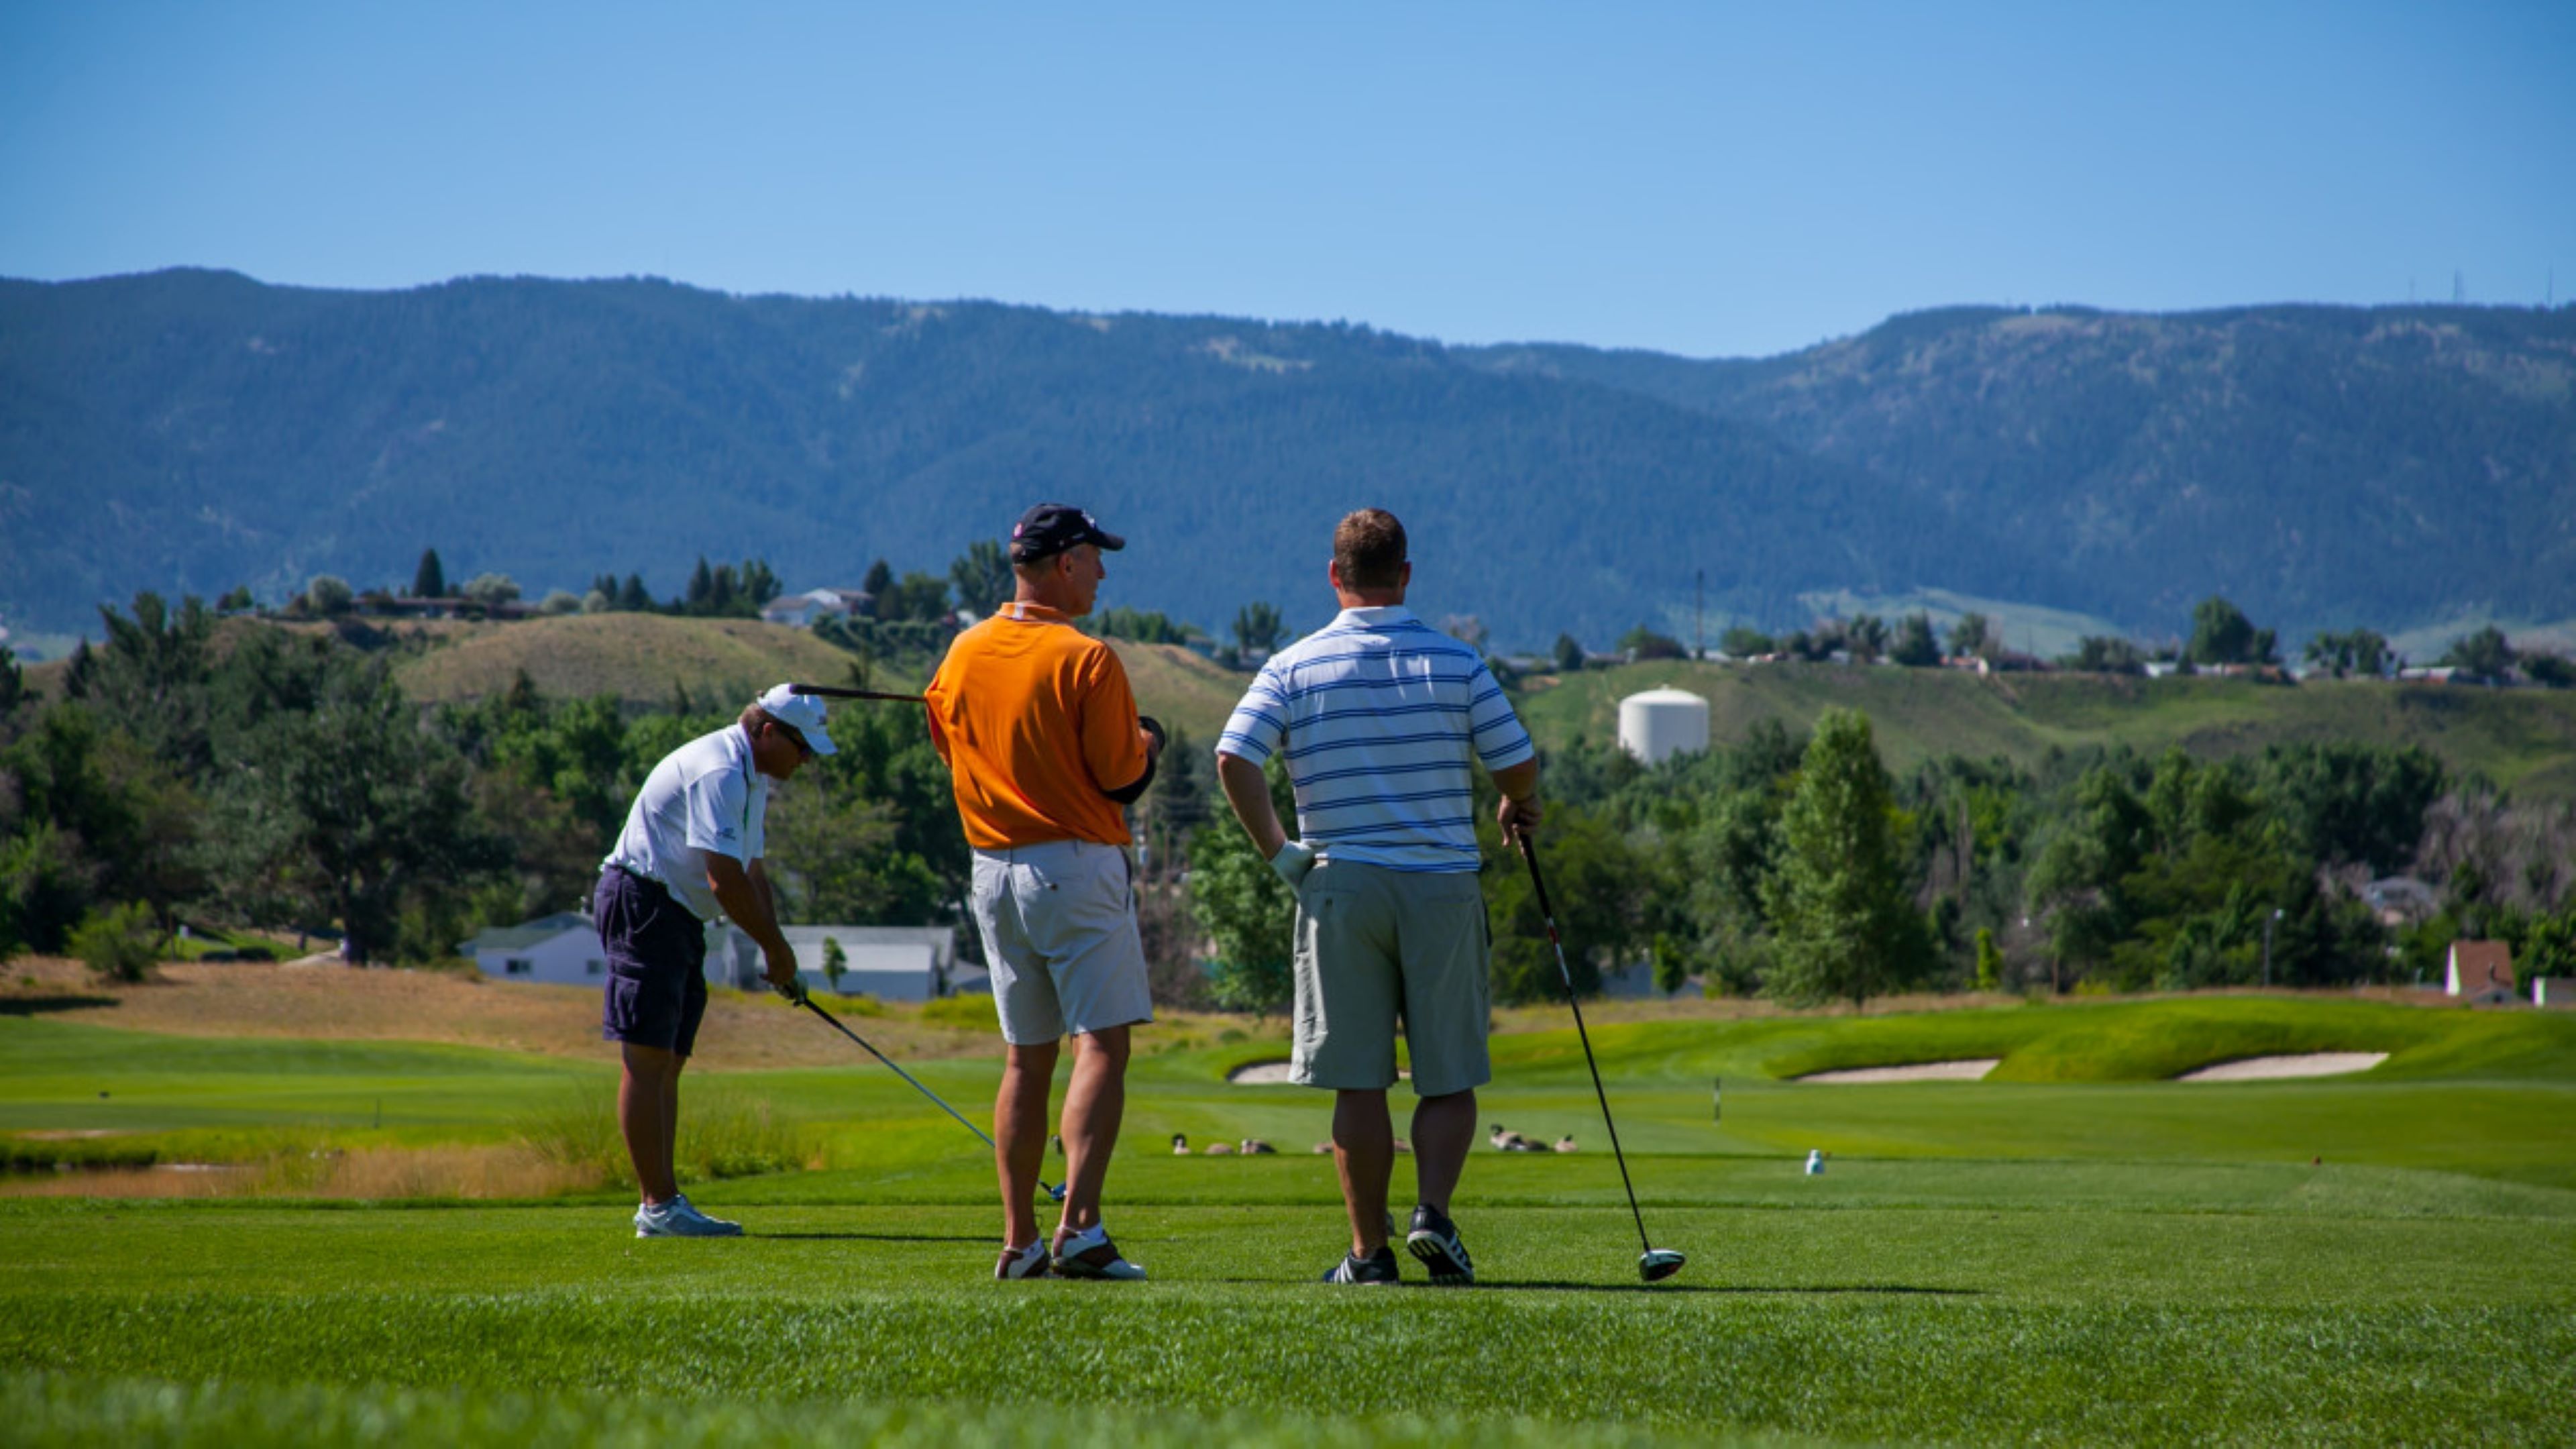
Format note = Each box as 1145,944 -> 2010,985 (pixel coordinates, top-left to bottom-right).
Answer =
3,993 -> 2571,1446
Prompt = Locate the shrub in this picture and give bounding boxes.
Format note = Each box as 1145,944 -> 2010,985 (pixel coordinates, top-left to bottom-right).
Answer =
305,575 -> 354,616
70,902 -> 160,983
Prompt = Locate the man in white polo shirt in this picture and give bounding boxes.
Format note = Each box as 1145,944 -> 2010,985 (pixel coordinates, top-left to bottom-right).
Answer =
1215,507 -> 1542,1285
596,683 -> 829,1238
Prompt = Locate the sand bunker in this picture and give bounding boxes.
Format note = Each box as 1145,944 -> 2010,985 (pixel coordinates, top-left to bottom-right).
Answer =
1795,1059 -> 2000,1085
1226,1061 -> 1406,1084
2174,1052 -> 2389,1082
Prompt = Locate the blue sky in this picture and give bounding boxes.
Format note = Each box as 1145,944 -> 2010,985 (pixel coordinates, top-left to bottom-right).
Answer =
2,1 -> 2569,357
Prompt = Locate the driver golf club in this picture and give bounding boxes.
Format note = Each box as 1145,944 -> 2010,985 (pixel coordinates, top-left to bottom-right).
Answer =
775,979 -> 1066,1202
1512,830 -> 1687,1284
786,682 -> 928,704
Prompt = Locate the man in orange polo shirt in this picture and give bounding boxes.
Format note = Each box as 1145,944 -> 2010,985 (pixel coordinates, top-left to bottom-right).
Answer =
926,503 -> 1165,1282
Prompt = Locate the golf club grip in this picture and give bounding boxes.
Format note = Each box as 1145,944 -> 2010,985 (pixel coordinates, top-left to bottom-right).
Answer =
786,683 -> 929,704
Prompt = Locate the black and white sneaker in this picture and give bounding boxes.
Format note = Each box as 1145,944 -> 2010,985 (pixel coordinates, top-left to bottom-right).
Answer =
1321,1244 -> 1401,1284
1406,1203 -> 1474,1285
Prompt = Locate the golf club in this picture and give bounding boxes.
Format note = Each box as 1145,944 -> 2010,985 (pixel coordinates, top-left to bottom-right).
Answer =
775,979 -> 1067,1202
1512,830 -> 1688,1284
787,682 -> 929,704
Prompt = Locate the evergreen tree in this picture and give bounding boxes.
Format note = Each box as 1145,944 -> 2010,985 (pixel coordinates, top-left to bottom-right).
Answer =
413,548 -> 447,599
1232,602 -> 1285,656
1974,926 -> 2004,991
710,564 -> 739,614
618,573 -> 651,612
1553,633 -> 1586,674
686,557 -> 714,612
861,559 -> 896,617
1889,612 -> 1941,667
1947,612 -> 1996,661
1761,708 -> 1925,1009
947,539 -> 1015,616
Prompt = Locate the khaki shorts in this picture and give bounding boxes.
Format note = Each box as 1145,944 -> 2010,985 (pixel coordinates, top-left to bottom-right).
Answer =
1291,860 -> 1491,1097
969,839 -> 1155,1045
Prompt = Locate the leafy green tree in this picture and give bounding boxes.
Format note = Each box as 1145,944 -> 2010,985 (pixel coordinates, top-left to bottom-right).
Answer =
2443,626 -> 2515,681
305,576 -> 354,616
1486,807 -> 1644,1005
461,573 -> 520,608
1845,614 -> 1889,663
2524,907 -> 2576,981
876,572 -> 951,623
1095,607 -> 1188,644
2186,596 -> 2276,666
209,656 -> 504,963
822,936 -> 847,993
1650,931 -> 1690,995
69,901 -> 160,983
1617,625 -> 1686,661
2304,629 -> 2390,679
1889,612 -> 1941,667
217,586 -> 256,614
1189,757 -> 1298,1017
1947,612 -> 1996,661
948,540 -> 1015,616
1719,626 -> 1774,658
412,549 -> 447,599
1973,926 -> 2003,990
0,643 -> 22,718
2255,743 -> 2445,873
1552,633 -> 1586,674
1760,708 -> 1925,1009
1233,602 -> 1285,657
0,701 -> 206,944
2063,636 -> 2145,674
2525,653 -> 2576,689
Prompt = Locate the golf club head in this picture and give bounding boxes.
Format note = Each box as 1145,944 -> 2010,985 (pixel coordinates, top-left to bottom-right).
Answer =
1639,1248 -> 1687,1283
1046,1183 -> 1069,1203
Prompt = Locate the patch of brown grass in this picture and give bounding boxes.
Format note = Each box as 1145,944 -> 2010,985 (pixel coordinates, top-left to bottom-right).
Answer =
0,1144 -> 602,1201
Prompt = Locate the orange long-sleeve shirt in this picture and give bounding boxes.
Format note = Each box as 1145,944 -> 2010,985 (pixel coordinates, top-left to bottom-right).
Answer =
924,603 -> 1149,850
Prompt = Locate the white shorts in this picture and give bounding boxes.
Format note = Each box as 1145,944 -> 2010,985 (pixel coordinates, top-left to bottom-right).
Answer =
969,839 -> 1155,1045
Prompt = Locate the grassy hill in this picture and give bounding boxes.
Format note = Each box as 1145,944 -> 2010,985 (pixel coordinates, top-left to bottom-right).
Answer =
1516,659 -> 2576,796
384,613 -> 894,710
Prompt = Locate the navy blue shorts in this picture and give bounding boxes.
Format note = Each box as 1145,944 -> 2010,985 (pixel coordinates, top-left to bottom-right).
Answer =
596,867 -> 710,1057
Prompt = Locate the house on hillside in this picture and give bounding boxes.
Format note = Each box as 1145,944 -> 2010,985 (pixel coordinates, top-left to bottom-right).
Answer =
761,588 -> 871,628
2445,941 -> 2516,1004
710,924 -> 984,1001
457,912 -> 604,985
2363,877 -> 2439,927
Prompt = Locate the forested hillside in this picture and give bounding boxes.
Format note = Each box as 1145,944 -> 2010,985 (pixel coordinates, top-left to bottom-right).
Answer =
4,271 -> 2571,647
1464,305 -> 2576,633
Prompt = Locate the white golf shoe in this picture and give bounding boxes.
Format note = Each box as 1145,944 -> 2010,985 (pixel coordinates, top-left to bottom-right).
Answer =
634,1195 -> 743,1238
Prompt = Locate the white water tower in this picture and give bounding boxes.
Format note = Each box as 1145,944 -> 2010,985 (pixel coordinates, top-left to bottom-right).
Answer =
1617,687 -> 1710,765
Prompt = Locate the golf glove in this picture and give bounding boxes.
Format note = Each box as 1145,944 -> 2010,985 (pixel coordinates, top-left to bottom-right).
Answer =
1267,839 -> 1318,889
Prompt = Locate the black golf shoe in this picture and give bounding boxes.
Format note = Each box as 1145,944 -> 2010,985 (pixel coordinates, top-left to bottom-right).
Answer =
1321,1245 -> 1401,1285
1405,1203 -> 1474,1285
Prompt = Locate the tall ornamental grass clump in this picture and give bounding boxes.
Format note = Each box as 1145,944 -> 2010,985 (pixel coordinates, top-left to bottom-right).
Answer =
515,1083 -> 820,1188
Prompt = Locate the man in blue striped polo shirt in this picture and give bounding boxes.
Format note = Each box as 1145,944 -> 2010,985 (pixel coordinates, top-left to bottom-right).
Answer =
1215,507 -> 1543,1285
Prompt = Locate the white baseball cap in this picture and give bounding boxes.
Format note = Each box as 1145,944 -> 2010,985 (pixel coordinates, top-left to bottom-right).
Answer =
755,683 -> 839,757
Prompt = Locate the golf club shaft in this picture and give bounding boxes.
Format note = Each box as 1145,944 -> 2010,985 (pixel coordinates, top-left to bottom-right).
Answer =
786,682 -> 929,704
1513,832 -> 1656,1258
794,993 -> 1065,1200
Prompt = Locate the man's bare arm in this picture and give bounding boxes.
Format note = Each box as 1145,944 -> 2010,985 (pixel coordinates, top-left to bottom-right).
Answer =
1217,751 -> 1289,859
1492,757 -> 1543,837
708,854 -> 798,989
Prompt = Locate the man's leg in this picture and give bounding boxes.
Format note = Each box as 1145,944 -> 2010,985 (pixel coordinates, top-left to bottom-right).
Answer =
997,1039 -> 1061,1248
1409,1087 -> 1476,1214
619,1042 -> 682,1204
1053,1024 -> 1129,1242
1333,1087 -> 1395,1256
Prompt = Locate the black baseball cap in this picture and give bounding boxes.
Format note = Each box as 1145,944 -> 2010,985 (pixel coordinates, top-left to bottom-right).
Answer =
1009,503 -> 1126,564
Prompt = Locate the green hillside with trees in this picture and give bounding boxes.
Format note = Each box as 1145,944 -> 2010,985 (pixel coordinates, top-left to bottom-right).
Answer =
5,272 -> 2570,651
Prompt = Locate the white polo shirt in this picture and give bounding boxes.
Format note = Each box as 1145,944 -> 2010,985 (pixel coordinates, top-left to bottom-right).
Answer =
602,723 -> 769,923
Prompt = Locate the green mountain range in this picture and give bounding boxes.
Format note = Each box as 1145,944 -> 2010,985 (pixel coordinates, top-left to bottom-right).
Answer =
3,270 -> 2570,649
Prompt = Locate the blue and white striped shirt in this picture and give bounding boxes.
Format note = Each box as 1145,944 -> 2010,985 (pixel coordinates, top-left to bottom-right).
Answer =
1217,606 -> 1534,873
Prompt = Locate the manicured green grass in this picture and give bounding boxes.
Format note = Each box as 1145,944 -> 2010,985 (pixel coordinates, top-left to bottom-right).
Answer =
1512,659 -> 2576,795
7,997 -> 2574,1444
